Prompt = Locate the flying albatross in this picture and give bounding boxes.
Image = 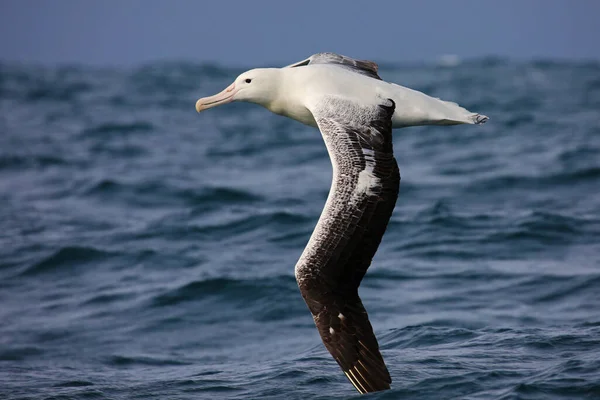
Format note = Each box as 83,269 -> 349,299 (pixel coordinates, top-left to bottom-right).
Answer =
195,53 -> 487,394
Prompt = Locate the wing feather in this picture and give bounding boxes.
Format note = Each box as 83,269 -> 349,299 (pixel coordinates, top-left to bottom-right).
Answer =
295,97 -> 399,393
285,52 -> 382,80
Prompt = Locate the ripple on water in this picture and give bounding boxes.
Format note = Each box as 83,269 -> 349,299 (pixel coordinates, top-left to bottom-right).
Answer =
19,246 -> 117,277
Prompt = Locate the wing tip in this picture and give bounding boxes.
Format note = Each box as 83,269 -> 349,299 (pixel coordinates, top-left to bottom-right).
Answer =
344,366 -> 391,394
473,113 -> 489,124
344,350 -> 392,394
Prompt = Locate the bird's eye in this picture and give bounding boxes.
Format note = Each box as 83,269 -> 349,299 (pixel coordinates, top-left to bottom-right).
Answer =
245,79 -> 252,83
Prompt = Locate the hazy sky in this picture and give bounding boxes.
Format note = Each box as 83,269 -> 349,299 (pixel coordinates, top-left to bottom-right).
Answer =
1,0 -> 598,66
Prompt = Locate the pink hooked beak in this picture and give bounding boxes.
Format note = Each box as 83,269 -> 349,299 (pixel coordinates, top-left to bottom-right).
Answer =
195,82 -> 238,112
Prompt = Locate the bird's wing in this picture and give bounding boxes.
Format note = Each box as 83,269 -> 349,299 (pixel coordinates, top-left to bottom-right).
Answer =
285,52 -> 382,80
295,96 -> 400,393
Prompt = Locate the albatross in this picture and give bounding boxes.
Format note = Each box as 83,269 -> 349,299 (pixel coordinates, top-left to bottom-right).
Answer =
195,53 -> 487,394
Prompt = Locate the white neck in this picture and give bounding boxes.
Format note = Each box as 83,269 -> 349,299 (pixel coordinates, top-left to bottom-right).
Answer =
265,69 -> 317,127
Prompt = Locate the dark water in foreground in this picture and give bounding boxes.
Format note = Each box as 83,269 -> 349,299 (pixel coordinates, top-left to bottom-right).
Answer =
1,59 -> 600,399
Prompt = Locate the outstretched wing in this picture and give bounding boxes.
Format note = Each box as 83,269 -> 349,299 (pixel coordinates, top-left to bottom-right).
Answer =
285,52 -> 382,80
295,96 -> 400,393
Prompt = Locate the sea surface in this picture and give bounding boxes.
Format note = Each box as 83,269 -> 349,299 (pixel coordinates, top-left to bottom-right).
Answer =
1,58 -> 600,399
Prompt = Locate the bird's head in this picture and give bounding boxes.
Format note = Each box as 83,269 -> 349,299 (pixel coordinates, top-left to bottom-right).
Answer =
195,68 -> 281,112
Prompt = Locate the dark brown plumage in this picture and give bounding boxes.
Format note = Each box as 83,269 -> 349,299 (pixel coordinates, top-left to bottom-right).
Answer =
286,52 -> 383,80
295,97 -> 399,393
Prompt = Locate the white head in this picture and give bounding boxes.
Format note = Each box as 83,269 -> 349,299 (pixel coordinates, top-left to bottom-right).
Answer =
195,68 -> 281,113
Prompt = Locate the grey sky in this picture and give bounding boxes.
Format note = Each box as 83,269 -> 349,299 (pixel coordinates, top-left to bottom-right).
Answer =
1,0 -> 598,66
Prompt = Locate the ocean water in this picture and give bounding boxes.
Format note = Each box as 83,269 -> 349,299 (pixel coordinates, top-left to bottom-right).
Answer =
1,58 -> 600,400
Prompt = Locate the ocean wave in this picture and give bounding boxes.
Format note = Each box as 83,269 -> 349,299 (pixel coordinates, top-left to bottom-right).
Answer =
80,178 -> 264,209
150,275 -> 298,308
83,121 -> 154,136
0,346 -> 44,361
465,166 -> 600,192
106,354 -> 191,367
19,246 -> 116,276
0,154 -> 69,170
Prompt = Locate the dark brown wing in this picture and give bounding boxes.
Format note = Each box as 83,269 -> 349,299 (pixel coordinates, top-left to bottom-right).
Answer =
295,97 -> 399,393
285,52 -> 382,80
314,293 -> 392,394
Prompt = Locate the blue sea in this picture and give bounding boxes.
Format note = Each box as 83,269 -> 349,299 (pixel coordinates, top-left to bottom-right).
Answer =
1,58 -> 600,399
